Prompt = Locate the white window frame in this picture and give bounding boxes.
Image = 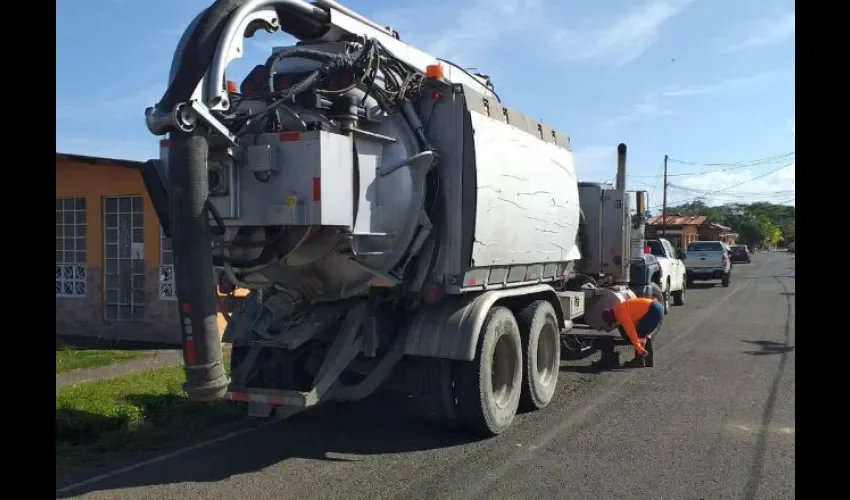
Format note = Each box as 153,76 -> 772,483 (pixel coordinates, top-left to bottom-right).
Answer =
56,197 -> 87,298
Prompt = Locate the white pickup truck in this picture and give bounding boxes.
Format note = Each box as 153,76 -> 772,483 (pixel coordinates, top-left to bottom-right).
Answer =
645,238 -> 688,313
682,240 -> 732,287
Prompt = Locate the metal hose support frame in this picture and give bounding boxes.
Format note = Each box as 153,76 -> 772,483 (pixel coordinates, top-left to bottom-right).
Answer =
161,0 -> 257,402
148,1 -> 334,401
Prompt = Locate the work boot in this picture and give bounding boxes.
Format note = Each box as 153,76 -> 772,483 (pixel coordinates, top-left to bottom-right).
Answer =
622,355 -> 647,368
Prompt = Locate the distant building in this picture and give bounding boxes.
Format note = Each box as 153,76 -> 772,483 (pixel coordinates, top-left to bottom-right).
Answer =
645,214 -> 738,248
644,215 -> 705,249
55,152 -> 241,344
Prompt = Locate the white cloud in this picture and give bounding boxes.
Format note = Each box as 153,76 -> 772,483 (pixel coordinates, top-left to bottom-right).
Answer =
723,10 -> 795,52
670,163 -> 795,206
603,92 -> 673,127
662,72 -> 774,97
550,0 -> 694,67
371,0 -> 545,67
603,72 -> 772,128
573,145 -> 617,181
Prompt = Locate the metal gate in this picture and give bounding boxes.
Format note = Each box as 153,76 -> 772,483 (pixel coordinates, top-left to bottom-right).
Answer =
103,196 -> 145,322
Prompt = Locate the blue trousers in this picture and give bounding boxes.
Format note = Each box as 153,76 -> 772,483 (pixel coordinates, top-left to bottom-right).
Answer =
636,301 -> 664,338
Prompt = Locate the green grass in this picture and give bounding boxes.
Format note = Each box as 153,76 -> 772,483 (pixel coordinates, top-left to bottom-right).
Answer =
56,353 -> 239,475
56,346 -> 150,373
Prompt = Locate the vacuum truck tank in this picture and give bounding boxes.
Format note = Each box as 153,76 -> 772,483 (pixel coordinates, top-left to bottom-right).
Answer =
142,0 -> 638,437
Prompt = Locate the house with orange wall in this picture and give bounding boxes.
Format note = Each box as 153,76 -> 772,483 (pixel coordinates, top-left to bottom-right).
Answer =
56,152 -> 242,344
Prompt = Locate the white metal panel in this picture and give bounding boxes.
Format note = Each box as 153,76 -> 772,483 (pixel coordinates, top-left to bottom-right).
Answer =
469,112 -> 581,267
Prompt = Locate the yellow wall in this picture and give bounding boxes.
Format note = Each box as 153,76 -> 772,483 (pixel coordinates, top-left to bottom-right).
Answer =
56,159 -> 161,269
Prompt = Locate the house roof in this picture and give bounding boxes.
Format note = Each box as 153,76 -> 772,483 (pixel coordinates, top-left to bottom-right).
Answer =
646,214 -> 708,226
56,152 -> 143,170
708,222 -> 732,232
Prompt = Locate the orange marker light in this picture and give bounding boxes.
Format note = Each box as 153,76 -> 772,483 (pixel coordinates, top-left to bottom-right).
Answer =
226,80 -> 238,93
425,64 -> 444,80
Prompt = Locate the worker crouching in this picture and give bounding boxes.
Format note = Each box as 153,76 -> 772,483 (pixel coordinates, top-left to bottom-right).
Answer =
601,297 -> 664,368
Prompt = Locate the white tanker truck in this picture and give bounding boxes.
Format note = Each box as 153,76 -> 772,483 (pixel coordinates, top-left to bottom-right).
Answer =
142,0 -> 664,437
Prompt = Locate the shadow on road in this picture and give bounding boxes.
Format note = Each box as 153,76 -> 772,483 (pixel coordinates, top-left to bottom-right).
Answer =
743,275 -> 794,500
688,283 -> 717,290
58,391 -> 476,498
741,340 -> 795,356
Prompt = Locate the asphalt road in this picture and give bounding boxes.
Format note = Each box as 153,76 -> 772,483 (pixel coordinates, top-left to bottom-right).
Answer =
58,251 -> 795,500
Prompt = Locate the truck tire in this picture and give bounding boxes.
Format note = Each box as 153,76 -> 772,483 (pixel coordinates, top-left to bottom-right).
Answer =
455,306 -> 523,437
650,283 -> 667,314
721,272 -> 730,287
517,301 -> 561,412
672,280 -> 686,306
408,357 -> 458,428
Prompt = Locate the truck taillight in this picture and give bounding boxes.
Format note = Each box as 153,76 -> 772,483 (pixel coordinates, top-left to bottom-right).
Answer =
722,255 -> 728,263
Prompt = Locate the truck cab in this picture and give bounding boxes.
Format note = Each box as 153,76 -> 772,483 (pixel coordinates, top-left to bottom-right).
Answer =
644,238 -> 687,312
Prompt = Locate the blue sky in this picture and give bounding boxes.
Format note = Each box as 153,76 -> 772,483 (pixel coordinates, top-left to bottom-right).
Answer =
56,0 -> 795,208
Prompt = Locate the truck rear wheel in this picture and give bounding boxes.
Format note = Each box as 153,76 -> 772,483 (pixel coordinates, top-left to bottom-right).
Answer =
408,357 -> 459,428
456,306 -> 523,437
517,301 -> 561,412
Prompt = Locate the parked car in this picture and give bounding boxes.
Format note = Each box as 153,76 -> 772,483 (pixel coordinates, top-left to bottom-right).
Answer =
644,238 -> 688,312
682,240 -> 732,287
729,244 -> 752,263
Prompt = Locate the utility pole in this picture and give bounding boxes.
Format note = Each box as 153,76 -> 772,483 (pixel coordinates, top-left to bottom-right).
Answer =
661,154 -> 668,237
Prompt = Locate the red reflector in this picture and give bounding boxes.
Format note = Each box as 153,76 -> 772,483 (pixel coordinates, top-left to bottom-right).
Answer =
267,395 -> 285,406
160,139 -> 171,147
312,177 -> 321,201
182,303 -> 192,314
423,285 -> 443,304
185,338 -> 196,365
432,91 -> 442,100
644,247 -> 651,254
280,131 -> 301,142
229,392 -> 250,402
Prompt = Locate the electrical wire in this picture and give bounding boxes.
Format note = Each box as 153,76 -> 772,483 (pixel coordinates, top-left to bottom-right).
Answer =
667,151 -> 794,168
648,162 -> 792,210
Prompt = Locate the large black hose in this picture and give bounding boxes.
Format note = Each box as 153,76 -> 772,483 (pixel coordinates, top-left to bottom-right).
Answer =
165,0 -> 252,402
159,1 -> 331,401
169,132 -> 229,401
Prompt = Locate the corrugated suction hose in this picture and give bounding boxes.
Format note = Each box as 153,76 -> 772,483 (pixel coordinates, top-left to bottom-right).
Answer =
165,0 -> 249,402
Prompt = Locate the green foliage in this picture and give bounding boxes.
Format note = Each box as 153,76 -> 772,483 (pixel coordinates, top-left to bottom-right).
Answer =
663,200 -> 795,247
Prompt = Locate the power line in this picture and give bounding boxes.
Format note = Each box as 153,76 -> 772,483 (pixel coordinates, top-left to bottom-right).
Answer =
648,163 -> 791,210
629,151 -> 794,178
668,184 -> 795,197
667,151 -> 794,167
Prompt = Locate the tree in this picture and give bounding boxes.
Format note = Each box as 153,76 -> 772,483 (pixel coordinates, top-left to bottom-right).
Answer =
738,220 -> 767,246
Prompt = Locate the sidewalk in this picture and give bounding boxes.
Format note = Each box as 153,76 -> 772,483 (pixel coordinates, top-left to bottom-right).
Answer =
56,345 -> 232,389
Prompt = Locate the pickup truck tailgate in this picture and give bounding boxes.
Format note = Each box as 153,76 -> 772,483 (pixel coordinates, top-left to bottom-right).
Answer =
685,251 -> 724,269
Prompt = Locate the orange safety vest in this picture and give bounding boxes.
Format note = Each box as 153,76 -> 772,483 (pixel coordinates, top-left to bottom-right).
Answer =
612,298 -> 656,356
